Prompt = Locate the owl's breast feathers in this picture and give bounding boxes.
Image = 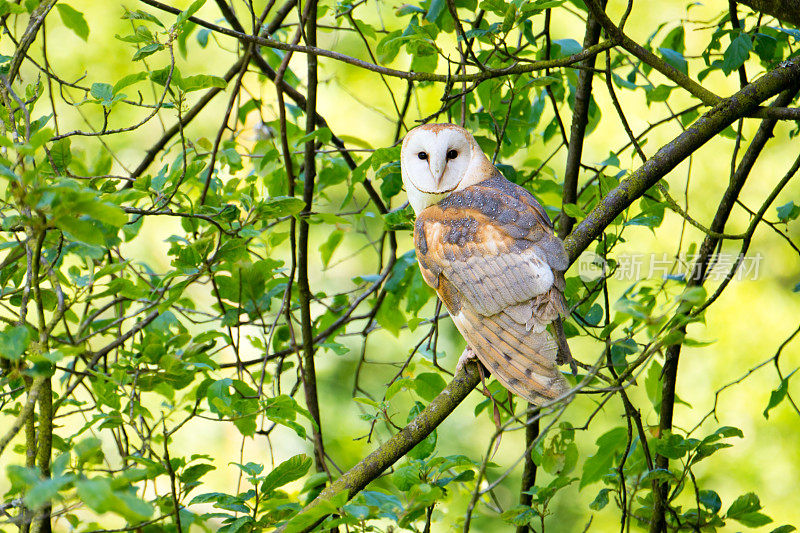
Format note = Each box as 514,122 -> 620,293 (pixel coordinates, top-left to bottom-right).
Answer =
414,174 -> 571,404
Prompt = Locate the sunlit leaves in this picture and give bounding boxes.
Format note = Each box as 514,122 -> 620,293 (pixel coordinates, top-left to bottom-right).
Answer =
121,9 -> 164,28
261,455 -> 313,494
413,372 -> 446,401
203,378 -> 259,435
722,32 -> 753,75
727,493 -> 773,527
254,196 -> 306,218
763,371 -> 796,419
0,324 -> 31,361
320,230 -> 344,267
659,48 -> 688,75
76,477 -> 154,522
175,0 -> 206,29
132,42 -> 164,61
580,427 -> 627,488
56,4 -> 89,41
776,201 -> 800,222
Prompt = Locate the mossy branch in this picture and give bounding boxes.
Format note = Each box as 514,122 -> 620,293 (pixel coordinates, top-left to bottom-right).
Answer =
0,377 -> 43,458
736,0 -> 800,26
275,362 -> 482,533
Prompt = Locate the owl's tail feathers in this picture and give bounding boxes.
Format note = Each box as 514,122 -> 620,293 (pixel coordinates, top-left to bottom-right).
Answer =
452,306 -> 569,406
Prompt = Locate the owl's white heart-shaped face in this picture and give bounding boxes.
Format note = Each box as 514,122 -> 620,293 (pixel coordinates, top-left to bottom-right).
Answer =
401,124 -> 482,213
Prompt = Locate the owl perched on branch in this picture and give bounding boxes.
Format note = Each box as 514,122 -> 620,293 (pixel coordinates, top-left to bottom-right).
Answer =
400,123 -> 573,405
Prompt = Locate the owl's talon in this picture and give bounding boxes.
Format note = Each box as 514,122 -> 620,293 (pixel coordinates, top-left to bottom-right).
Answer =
456,346 -> 477,372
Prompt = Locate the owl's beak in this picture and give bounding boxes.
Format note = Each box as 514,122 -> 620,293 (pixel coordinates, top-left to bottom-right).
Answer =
429,158 -> 446,187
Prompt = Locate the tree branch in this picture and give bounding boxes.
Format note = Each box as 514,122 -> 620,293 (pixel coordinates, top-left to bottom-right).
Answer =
275,362 -> 482,533
736,0 -> 800,25
0,377 -> 43,458
297,0 -> 329,477
558,0 -> 605,239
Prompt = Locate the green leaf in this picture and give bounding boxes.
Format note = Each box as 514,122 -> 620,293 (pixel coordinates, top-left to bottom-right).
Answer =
583,304 -> 603,326
699,489 -> 722,513
113,72 -> 149,94
132,43 -> 164,61
502,4 -> 516,34
0,325 -> 31,361
677,286 -> 706,305
659,47 -> 688,75
531,75 -> 560,86
552,38 -> 582,57
589,488 -> 612,510
727,492 -> 764,519
78,200 -> 128,228
56,4 -> 89,41
500,504 -> 537,526
377,162 -> 402,200
76,478 -> 116,513
353,396 -> 379,408
256,196 -> 306,218
50,138 -> 72,173
176,0 -> 205,28
414,373 -> 446,401
57,217 -> 105,245
0,1 -> 26,15
75,477 -> 153,521
121,9 -> 165,27
646,84 -> 674,104
260,454 -> 313,494
426,0 -> 445,21
393,463 -> 420,491
735,512 -> 773,528
25,474 -> 74,509
282,490 -> 348,533
149,65 -> 176,87
231,462 -> 263,477
764,371 -> 796,419
91,82 -> 113,103
580,427 -> 626,488
320,230 -> 344,268
407,402 -> 436,459
776,201 -> 799,222
562,203 -> 585,219
383,205 -> 415,231
295,127 -> 332,146
654,432 -> 696,460
376,292 -> 404,336
179,463 -> 216,484
114,490 -> 155,522
180,74 -> 227,92
722,33 -> 753,75
770,526 -> 797,533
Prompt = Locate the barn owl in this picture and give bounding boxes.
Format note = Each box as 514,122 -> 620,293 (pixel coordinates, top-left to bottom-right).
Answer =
400,123 -> 572,405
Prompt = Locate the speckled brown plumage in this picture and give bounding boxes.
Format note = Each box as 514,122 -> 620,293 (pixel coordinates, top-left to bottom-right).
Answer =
414,176 -> 571,404
402,123 -> 572,405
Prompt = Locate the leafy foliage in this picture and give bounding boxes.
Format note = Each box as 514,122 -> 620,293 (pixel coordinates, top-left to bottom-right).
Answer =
0,0 -> 799,532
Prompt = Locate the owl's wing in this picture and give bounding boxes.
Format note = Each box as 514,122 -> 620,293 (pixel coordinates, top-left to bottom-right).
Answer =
414,176 -> 570,404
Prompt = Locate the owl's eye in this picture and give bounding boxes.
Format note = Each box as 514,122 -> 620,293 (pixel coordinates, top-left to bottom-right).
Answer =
446,149 -> 458,159
417,151 -> 428,160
